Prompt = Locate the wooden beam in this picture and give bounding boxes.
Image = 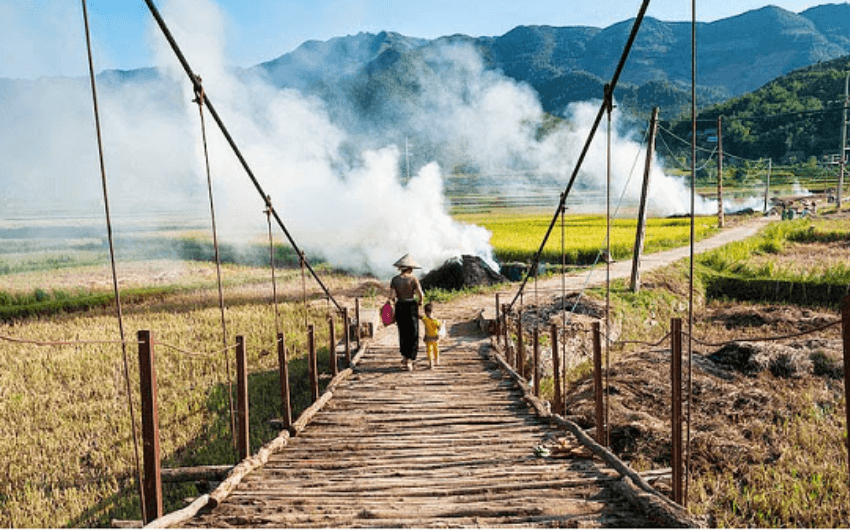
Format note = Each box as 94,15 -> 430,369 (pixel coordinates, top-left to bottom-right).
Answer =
160,465 -> 232,483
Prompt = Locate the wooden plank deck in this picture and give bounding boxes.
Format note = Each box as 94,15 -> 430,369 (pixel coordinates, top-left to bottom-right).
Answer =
182,323 -> 660,528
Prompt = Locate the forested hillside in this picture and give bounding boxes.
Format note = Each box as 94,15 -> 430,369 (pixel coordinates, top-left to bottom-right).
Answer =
666,55 -> 850,165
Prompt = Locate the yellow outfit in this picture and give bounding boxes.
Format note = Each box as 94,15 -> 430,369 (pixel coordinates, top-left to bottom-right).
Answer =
421,314 -> 441,365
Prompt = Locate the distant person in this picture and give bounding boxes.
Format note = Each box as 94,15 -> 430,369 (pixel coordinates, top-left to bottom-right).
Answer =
388,254 -> 424,371
421,302 -> 443,369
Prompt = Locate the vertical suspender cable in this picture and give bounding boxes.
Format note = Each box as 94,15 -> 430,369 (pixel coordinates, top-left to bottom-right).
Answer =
560,200 -> 567,395
194,86 -> 237,459
605,92 -> 613,446
686,0 -> 698,506
266,206 -> 282,337
301,251 -> 308,328
80,0 -> 145,520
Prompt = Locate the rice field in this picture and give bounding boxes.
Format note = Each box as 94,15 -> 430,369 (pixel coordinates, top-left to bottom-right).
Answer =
455,212 -> 719,264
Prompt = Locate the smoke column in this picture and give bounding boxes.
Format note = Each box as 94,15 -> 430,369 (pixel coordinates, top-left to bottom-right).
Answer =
0,0 -> 764,278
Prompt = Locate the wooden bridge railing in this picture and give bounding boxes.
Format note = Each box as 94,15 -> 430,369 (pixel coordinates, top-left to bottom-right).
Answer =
136,300 -> 363,525
493,292 -> 850,508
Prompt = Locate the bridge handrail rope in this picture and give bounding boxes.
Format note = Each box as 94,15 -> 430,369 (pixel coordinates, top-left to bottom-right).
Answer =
0,332 -> 249,358
507,0 -> 651,313
502,313 -> 841,353
0,334 -> 140,347
142,0 -> 342,314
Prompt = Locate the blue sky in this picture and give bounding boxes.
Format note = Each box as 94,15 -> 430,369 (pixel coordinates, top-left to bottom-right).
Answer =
0,0 -> 824,79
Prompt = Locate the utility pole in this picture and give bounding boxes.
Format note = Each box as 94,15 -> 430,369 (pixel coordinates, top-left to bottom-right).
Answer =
717,115 -> 724,227
630,107 -> 659,293
838,73 -> 848,211
764,158 -> 772,213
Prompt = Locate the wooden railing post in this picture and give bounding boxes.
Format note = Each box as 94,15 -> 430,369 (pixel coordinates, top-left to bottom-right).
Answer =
551,324 -> 562,416
329,315 -> 338,377
495,294 -> 501,347
138,329 -> 162,523
343,307 -> 351,366
842,295 -> 850,480
532,326 -> 540,396
592,322 -> 606,446
516,317 -> 524,377
277,332 -> 292,431
671,318 -> 684,505
355,298 -> 361,351
236,335 -> 249,461
502,305 -> 510,364
308,324 -> 319,402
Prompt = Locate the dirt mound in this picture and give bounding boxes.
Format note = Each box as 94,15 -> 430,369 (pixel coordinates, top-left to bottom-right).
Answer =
420,255 -> 506,291
708,342 -> 814,378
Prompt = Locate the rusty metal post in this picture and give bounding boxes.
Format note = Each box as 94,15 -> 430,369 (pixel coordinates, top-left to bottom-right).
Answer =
533,327 -> 540,396
551,324 -> 562,416
502,305 -> 511,364
235,335 -> 249,461
138,330 -> 162,523
592,322 -> 606,446
308,324 -> 319,402
328,315 -> 338,377
495,294 -> 501,347
516,317 -> 525,377
671,318 -> 684,505
842,295 -> 850,479
277,332 -> 292,431
343,307 -> 351,366
355,298 -> 361,351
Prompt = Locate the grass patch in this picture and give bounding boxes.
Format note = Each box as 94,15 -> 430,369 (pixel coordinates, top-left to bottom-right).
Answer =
697,218 -> 850,307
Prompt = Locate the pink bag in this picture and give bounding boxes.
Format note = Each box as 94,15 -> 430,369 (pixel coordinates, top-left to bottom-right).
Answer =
381,302 -> 395,326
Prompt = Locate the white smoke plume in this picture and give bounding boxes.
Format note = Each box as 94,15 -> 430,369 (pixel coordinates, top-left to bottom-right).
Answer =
147,0 -> 494,278
1,0 -> 762,279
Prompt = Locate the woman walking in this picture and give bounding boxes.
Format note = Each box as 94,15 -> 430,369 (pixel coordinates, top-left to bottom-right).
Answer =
388,254 -> 424,371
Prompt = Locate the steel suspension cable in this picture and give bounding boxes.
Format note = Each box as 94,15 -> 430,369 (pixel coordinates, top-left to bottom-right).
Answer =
507,0 -> 651,312
605,98 -> 612,447
194,85 -> 237,459
686,0 -> 697,506
143,0 -> 341,313
80,0 -> 145,520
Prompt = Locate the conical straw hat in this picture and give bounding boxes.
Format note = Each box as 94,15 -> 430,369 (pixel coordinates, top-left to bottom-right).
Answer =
393,253 -> 420,269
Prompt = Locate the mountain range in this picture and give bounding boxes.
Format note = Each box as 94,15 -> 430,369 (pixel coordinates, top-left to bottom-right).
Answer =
257,3 -> 850,119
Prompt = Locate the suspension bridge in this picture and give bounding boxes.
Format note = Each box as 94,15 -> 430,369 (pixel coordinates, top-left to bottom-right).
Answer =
6,0 -> 849,527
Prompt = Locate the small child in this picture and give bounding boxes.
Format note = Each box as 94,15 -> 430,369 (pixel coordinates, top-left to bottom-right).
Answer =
421,302 -> 442,369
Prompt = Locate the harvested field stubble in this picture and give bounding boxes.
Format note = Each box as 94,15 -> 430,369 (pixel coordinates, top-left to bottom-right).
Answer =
559,296 -> 848,527
0,284 -> 365,528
